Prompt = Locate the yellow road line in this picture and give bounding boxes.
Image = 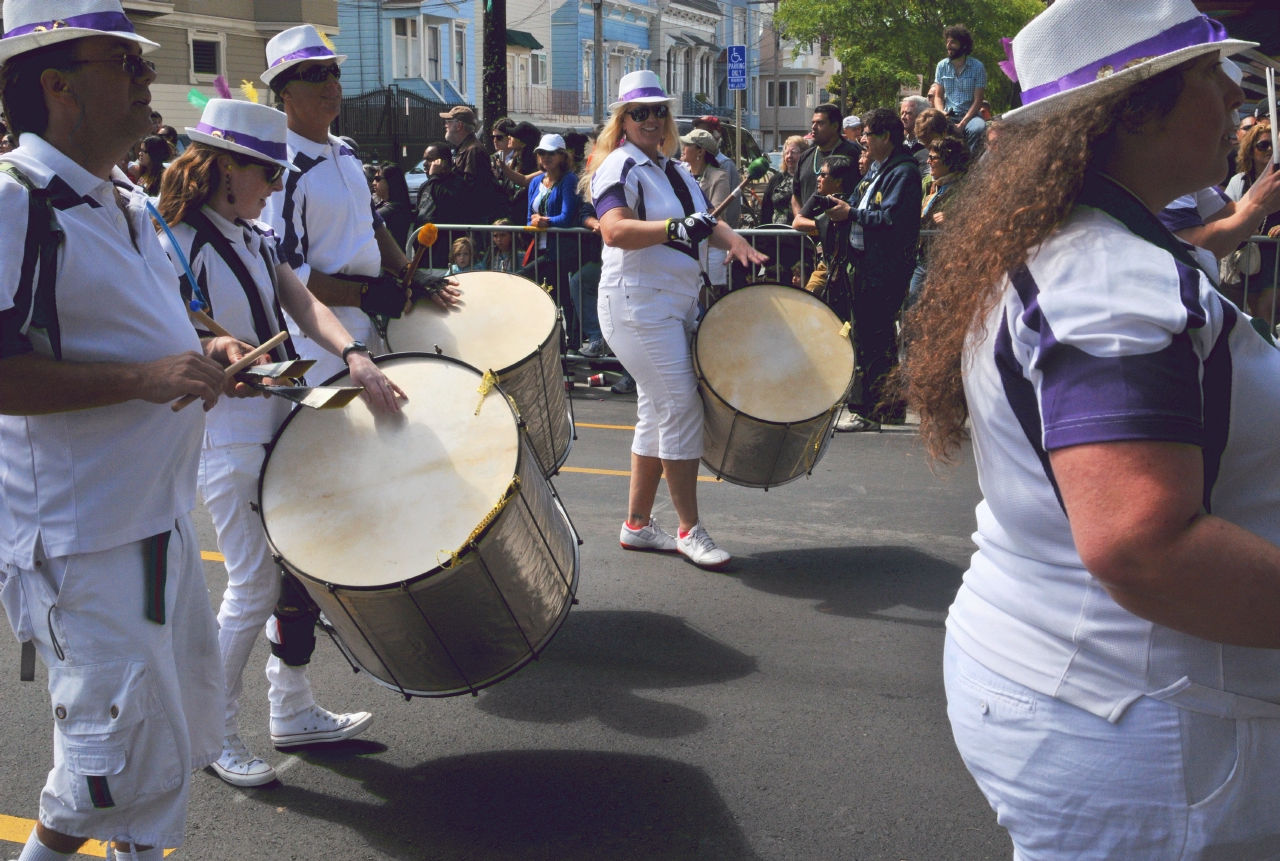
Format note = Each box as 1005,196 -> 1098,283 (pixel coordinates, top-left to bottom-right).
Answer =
0,814 -> 173,856
201,550 -> 225,562
559,466 -> 721,483
575,422 -> 636,430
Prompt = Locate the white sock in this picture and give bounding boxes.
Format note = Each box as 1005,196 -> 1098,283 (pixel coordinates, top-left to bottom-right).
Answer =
18,829 -> 73,861
103,845 -> 165,861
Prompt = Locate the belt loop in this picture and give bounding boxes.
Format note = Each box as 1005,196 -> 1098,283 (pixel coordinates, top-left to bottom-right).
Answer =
143,531 -> 172,625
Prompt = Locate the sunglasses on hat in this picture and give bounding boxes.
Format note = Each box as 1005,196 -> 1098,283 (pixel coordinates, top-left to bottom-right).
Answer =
626,104 -> 669,123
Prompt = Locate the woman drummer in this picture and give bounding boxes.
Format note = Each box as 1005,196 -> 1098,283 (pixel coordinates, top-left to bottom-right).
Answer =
155,99 -> 404,788
579,70 -> 767,569
897,0 -> 1280,854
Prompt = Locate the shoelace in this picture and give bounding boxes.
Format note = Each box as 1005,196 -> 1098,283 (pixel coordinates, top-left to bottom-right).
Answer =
683,525 -> 717,553
224,735 -> 255,764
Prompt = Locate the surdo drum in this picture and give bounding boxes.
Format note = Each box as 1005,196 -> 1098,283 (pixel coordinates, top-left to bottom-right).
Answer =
258,354 -> 579,697
385,271 -> 574,477
692,283 -> 855,490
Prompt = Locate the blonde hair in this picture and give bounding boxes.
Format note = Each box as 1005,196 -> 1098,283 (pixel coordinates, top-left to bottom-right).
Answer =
783,135 -> 808,152
450,237 -> 475,264
577,102 -> 678,199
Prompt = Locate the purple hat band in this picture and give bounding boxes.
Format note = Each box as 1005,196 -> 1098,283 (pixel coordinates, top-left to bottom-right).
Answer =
194,123 -> 287,162
617,86 -> 669,103
1020,15 -> 1228,105
271,44 -> 336,68
4,11 -> 137,39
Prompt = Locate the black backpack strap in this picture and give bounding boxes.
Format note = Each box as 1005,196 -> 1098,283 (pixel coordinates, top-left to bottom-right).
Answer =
0,162 -> 65,361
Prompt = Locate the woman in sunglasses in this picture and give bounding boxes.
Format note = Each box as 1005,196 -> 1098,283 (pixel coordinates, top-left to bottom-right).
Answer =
155,99 -> 402,789
1225,120 -> 1280,321
579,70 -> 767,570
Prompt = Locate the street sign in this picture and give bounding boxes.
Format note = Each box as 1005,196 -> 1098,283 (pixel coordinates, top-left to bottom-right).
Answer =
727,44 -> 747,91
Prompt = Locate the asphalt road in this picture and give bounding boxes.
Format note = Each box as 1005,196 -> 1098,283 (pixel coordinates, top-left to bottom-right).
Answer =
0,390 -> 1007,860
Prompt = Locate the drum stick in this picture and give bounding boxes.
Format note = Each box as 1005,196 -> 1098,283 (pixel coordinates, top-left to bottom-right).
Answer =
189,308 -> 234,339
171,331 -> 289,412
711,176 -> 753,219
1267,67 -> 1278,167
403,223 -> 439,286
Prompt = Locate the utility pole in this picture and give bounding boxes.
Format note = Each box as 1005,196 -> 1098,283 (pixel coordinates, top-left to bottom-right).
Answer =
483,0 -> 508,145
593,0 -> 605,126
771,0 -> 779,151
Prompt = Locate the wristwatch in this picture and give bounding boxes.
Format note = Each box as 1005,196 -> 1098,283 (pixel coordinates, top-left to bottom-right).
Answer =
341,341 -> 369,364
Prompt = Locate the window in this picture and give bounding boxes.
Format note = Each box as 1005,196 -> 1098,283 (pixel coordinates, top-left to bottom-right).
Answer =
583,49 -> 592,94
454,26 -> 466,88
766,80 -> 798,108
427,25 -> 441,82
188,31 -> 224,82
532,51 -> 547,86
393,18 -> 420,78
806,80 -> 814,108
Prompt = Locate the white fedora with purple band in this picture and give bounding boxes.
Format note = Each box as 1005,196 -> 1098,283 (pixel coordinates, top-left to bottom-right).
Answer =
185,99 -> 299,173
0,0 -> 159,65
608,69 -> 676,112
1001,0 -> 1255,123
260,24 -> 345,87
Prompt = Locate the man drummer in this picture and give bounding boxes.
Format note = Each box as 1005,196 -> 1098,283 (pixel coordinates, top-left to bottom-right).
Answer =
260,24 -> 460,383
0,1 -> 254,856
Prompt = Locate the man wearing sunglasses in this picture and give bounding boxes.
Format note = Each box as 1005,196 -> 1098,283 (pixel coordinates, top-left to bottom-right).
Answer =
0,2 -> 255,858
261,25 -> 461,387
441,104 -> 505,226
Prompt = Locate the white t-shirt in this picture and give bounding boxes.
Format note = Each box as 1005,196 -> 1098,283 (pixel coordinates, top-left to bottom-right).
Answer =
158,207 -> 294,447
952,189 -> 1280,723
0,135 -> 204,566
591,141 -> 710,297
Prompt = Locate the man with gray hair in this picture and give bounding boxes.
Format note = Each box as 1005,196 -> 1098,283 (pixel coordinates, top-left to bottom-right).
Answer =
442,105 -> 504,225
900,95 -> 930,169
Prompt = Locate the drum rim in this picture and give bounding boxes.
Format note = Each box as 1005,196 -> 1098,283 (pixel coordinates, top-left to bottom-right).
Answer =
257,351 -> 529,592
693,283 -> 854,428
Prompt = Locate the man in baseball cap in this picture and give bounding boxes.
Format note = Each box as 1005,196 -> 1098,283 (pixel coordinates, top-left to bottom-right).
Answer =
440,103 -> 503,224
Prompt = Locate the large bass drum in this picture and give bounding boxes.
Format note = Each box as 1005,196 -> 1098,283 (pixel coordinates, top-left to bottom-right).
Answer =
258,353 -> 579,698
385,271 -> 573,477
692,283 -> 854,490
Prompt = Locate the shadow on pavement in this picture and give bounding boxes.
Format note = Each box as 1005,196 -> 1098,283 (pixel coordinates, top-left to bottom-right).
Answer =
736,545 -> 964,627
262,748 -> 761,860
475,610 -> 757,737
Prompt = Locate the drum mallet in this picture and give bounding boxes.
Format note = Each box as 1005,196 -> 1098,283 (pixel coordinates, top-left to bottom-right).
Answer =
189,308 -> 234,339
402,223 -> 439,286
171,330 -> 289,412
710,155 -> 772,219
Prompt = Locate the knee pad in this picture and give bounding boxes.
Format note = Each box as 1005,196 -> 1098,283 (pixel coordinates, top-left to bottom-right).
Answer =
268,573 -> 318,667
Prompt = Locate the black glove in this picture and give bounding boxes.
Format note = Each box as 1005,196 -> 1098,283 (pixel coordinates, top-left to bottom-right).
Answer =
408,268 -> 450,304
359,274 -> 407,318
666,212 -> 718,249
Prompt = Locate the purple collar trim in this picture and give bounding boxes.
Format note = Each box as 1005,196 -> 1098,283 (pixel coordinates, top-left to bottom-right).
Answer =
195,123 -> 287,162
618,86 -> 669,103
1020,15 -> 1228,105
271,45 -> 336,68
4,11 -> 137,39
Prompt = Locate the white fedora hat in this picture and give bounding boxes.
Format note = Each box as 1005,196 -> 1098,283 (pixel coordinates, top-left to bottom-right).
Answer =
185,100 -> 298,172
0,0 -> 160,65
261,24 -> 346,87
608,70 -> 676,112
1002,0 -> 1255,123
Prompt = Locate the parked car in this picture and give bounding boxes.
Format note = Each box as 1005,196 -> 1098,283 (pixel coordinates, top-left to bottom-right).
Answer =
405,159 -> 428,205
675,119 -> 765,171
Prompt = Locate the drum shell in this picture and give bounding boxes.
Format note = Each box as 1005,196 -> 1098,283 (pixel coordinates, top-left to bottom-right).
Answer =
490,319 -> 574,477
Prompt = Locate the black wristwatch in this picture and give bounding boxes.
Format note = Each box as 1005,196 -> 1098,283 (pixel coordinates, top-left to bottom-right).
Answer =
341,341 -> 369,364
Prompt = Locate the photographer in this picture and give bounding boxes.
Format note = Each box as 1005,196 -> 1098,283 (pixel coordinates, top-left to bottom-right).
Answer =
792,154 -> 857,308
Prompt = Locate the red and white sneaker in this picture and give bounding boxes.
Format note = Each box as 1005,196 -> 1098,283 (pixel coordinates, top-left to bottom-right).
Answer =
620,517 -> 678,553
676,523 -> 732,570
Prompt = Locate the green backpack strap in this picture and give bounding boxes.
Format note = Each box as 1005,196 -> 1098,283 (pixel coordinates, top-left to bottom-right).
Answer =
0,161 -> 65,360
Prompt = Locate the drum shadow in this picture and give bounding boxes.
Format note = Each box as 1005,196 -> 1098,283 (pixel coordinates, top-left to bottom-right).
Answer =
475,610 -> 757,738
258,749 -> 762,860
735,546 -> 964,628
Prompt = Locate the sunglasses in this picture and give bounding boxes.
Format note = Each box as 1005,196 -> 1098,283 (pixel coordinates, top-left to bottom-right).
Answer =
232,155 -> 285,184
492,133 -> 508,140
1257,139 -> 1274,153
68,54 -> 156,79
294,63 -> 342,84
626,104 -> 669,123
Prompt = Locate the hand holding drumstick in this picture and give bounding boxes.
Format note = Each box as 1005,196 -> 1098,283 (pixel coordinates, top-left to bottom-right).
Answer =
172,331 -> 288,411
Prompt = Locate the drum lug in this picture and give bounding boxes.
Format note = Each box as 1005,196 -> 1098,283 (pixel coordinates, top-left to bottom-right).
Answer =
250,501 -> 259,513
404,694 -> 412,702
272,553 -> 283,565
571,597 -> 579,605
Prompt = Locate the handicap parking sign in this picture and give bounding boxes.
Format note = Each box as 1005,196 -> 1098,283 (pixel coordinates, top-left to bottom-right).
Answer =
728,44 -> 747,90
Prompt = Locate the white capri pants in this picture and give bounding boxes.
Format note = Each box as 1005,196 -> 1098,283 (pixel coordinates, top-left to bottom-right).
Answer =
598,283 -> 704,461
944,634 -> 1280,860
0,516 -> 224,849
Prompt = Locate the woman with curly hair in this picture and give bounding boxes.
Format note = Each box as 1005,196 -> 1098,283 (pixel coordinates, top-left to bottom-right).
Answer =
896,0 -> 1280,855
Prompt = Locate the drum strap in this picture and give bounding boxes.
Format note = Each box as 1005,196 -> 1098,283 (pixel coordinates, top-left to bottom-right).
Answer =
661,159 -> 703,262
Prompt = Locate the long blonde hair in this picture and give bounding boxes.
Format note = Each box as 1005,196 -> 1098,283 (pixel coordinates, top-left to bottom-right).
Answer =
577,102 -> 678,199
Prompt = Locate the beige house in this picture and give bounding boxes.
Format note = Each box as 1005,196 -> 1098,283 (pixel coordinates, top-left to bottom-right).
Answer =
755,21 -> 841,150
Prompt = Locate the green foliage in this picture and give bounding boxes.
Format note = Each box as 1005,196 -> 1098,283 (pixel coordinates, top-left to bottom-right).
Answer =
776,0 -> 1044,114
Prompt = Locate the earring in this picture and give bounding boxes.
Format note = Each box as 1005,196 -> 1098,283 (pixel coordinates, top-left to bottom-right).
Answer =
225,172 -> 236,205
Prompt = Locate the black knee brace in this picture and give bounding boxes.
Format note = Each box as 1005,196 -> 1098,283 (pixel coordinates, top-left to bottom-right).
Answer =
270,572 -> 319,667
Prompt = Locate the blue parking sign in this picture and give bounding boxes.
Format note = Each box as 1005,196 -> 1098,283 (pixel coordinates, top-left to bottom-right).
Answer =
727,44 -> 747,91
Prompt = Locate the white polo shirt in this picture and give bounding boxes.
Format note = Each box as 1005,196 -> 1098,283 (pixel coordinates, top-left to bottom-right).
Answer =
591,141 -> 710,298
158,207 -> 293,447
0,135 -> 204,567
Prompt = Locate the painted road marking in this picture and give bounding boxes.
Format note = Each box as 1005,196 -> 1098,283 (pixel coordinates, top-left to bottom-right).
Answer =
0,814 -> 172,856
560,466 -> 721,483
201,551 -> 225,562
575,422 -> 635,430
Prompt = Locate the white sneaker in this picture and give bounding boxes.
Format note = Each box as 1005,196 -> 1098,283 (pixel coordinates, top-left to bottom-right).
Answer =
211,734 -> 276,787
676,523 -> 732,570
270,705 -> 373,749
619,517 -> 678,553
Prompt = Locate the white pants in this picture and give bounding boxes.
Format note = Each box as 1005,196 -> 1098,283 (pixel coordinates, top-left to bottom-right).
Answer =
0,516 -> 223,849
598,283 -> 704,461
944,635 -> 1280,860
199,444 -> 315,732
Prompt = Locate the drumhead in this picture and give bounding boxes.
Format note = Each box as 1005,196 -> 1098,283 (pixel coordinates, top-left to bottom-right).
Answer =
696,284 -> 854,424
385,272 -> 557,373
260,354 -> 521,588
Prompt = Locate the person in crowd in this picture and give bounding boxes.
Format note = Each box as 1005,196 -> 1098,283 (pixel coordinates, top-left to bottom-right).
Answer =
680,128 -> 735,298
491,116 -> 517,167
793,154 -> 858,313
758,134 -> 808,283
156,98 -> 404,789
909,135 -> 969,305
156,123 -> 181,154
373,162 -> 414,248
442,104 -> 505,226
1229,111 -> 1258,181
413,142 -> 465,269
149,108 -> 162,134
898,2 -> 1280,856
792,103 -> 861,222
263,25 -> 460,384
362,162 -> 377,194
569,200 -> 606,356
0,132 -> 14,153
692,115 -> 741,191
582,69 -> 767,569
134,133 -> 171,196
979,100 -> 993,122
913,108 -> 952,152
900,95 -> 930,168
826,106 -> 922,432
1224,120 -> 1280,320
523,133 -> 581,333
930,24 -> 986,151
448,236 -> 480,273
565,130 -> 590,167
0,3 -> 255,856
480,217 -> 516,272
841,114 -> 863,145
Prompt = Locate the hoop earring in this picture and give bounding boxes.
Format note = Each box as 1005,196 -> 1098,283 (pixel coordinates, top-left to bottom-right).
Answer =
225,172 -> 236,205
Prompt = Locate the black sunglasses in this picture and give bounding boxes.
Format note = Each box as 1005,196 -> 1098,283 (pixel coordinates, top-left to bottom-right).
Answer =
293,63 -> 342,84
626,104 -> 669,123
68,55 -> 156,79
492,133 -> 508,140
1257,139 -> 1274,153
231,155 -> 285,184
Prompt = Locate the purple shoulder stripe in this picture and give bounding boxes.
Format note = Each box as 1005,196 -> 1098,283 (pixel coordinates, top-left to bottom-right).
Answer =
1158,205 -> 1203,234
594,183 -> 629,216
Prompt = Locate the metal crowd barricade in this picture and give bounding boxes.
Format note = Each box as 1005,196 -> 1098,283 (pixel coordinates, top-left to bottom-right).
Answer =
1233,235 -> 1280,331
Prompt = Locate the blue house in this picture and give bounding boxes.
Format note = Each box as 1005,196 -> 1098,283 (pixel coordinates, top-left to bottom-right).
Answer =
336,0 -> 479,104
550,0 -> 654,118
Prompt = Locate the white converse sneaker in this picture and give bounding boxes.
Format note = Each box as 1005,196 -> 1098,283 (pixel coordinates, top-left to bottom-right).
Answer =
676,523 -> 732,570
620,517 -> 678,553
211,734 -> 276,787
270,705 -> 373,749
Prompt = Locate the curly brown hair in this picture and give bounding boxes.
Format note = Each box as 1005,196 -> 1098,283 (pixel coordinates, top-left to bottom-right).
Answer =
892,62 -> 1192,465
1236,119 -> 1272,186
156,143 -> 222,227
